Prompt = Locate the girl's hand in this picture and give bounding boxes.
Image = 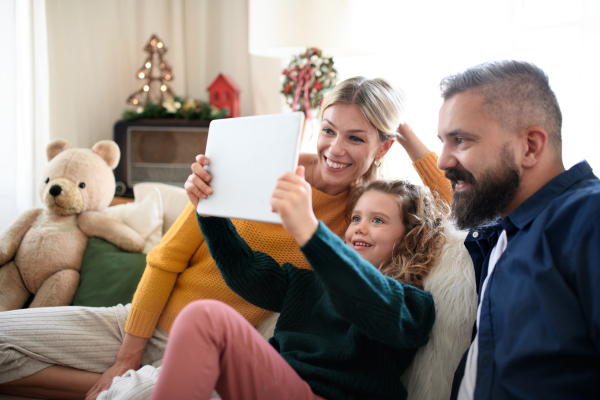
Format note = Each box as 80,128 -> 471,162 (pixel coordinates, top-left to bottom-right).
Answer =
270,166 -> 319,246
184,155 -> 213,208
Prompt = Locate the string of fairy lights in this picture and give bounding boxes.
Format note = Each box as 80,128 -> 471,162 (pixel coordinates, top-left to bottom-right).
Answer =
126,34 -> 174,106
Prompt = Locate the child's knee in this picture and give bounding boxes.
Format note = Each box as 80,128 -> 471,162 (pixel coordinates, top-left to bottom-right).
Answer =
174,300 -> 239,333
181,299 -> 235,318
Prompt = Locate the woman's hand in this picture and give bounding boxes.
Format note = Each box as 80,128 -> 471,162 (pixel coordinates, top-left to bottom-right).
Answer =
184,155 -> 213,208
396,123 -> 431,162
270,166 -> 319,246
85,334 -> 149,400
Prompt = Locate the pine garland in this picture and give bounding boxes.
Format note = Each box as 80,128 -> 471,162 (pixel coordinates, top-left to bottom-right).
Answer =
123,96 -> 228,121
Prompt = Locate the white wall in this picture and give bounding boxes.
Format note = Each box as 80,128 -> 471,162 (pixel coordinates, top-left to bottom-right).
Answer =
333,0 -> 600,184
45,0 -> 270,148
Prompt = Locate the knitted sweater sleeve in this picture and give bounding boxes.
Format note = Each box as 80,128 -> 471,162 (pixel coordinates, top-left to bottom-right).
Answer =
197,215 -> 288,313
125,202 -> 204,337
301,222 -> 436,349
413,151 -> 453,205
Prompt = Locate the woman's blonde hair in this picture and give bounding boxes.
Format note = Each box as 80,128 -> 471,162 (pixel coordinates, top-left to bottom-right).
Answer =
347,180 -> 448,290
320,77 -> 406,185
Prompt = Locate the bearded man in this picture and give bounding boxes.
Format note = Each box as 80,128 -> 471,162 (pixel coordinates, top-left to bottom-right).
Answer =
437,60 -> 600,400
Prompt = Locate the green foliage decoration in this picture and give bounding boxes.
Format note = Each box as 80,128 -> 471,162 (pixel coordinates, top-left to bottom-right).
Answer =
122,97 -> 229,121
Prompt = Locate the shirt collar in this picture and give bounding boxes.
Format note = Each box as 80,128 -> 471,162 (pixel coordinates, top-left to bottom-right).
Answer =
503,160 -> 594,231
465,220 -> 502,243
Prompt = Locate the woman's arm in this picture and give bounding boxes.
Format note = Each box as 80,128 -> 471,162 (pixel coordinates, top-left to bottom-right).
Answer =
397,123 -> 453,205
396,123 -> 431,162
85,334 -> 149,400
125,202 -> 205,337
197,216 -> 288,313
302,222 -> 436,350
88,174 -> 209,398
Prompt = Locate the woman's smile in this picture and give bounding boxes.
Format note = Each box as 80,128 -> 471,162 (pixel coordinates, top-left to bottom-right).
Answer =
324,156 -> 352,170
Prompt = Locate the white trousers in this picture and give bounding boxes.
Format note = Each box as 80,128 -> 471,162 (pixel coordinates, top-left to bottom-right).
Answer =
0,303 -> 168,385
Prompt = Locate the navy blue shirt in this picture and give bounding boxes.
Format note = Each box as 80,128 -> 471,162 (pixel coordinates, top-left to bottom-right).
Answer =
451,161 -> 600,400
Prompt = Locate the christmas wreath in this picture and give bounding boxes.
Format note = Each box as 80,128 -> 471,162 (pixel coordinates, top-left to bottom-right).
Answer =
281,48 -> 337,117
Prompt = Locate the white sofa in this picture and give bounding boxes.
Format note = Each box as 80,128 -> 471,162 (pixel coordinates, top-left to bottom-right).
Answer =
3,182 -> 476,400
115,182 -> 477,400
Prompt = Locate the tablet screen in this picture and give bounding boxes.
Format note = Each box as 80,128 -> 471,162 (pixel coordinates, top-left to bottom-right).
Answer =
196,112 -> 304,224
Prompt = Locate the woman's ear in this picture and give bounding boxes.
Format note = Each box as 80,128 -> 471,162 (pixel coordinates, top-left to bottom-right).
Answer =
375,139 -> 394,159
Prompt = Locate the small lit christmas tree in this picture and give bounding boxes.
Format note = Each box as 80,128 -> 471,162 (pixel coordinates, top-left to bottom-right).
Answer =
126,34 -> 175,105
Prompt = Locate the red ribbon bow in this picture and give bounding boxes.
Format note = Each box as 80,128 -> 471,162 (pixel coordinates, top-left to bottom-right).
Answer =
289,64 -> 314,121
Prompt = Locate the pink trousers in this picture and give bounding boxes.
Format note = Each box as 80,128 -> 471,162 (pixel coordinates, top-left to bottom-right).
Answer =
150,300 -> 326,400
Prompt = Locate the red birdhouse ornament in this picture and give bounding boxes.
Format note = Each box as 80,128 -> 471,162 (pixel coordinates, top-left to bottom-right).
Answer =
207,74 -> 240,118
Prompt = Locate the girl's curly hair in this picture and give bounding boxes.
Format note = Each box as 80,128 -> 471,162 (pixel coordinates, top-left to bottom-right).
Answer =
347,180 -> 449,290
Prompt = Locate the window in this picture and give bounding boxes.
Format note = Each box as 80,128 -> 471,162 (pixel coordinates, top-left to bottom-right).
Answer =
331,0 -> 600,184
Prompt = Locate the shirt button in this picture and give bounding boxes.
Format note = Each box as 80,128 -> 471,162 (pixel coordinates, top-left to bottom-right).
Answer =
472,231 -> 479,238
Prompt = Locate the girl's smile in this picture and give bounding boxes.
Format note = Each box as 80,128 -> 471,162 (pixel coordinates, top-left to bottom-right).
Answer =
345,191 -> 406,267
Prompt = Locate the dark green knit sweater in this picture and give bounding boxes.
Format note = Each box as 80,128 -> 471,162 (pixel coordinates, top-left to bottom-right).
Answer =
197,215 -> 435,400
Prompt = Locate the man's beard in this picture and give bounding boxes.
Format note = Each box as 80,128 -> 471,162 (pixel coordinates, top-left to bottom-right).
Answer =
446,147 -> 521,231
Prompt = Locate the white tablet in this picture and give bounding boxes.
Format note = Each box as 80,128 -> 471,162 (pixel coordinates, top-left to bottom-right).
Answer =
196,112 -> 304,224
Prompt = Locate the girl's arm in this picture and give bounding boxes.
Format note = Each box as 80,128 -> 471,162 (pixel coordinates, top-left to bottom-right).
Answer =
196,215 -> 288,313
195,165 -> 315,311
272,166 -> 435,349
397,123 -> 453,205
301,221 -> 436,349
185,154 -> 288,311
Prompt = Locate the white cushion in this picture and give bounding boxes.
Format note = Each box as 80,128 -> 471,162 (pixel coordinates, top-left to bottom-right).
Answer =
256,311 -> 280,339
133,183 -> 189,235
103,187 -> 163,253
400,224 -> 477,400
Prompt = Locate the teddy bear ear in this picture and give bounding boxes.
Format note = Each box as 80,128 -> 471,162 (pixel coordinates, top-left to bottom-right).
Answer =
47,139 -> 71,161
91,140 -> 120,170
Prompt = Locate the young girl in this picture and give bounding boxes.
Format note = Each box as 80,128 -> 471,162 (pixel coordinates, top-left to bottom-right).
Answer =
149,166 -> 447,400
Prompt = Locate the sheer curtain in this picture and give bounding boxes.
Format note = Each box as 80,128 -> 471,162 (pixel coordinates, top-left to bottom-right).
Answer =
0,0 -> 50,232
44,0 -> 257,149
0,0 -> 279,232
332,0 -> 600,184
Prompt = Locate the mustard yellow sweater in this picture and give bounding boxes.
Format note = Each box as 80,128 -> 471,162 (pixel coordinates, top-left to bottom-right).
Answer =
125,152 -> 451,338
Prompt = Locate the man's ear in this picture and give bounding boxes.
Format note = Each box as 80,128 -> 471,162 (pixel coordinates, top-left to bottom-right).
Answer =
522,126 -> 548,168
376,139 -> 394,160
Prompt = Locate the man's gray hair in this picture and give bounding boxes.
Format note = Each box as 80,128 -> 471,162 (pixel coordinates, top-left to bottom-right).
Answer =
440,60 -> 562,150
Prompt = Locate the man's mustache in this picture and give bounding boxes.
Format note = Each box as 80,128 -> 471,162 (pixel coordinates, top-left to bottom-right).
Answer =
445,167 -> 475,186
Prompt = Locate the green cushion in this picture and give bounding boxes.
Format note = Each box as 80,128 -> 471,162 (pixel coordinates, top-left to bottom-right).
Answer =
72,237 -> 147,307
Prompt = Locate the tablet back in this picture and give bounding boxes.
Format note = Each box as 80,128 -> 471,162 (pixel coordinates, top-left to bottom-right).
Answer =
196,112 -> 304,224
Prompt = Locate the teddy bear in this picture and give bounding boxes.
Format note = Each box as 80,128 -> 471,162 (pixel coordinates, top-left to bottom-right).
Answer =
0,139 -> 145,311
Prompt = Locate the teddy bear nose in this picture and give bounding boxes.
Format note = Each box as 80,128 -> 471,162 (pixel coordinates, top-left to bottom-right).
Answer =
49,185 -> 62,197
